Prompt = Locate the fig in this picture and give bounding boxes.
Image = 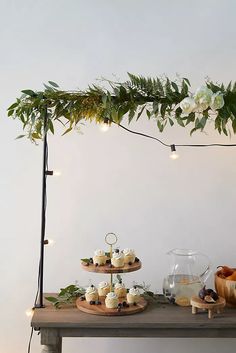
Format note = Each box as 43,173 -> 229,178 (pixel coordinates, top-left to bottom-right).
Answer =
199,286 -> 218,302
199,286 -> 207,300
210,291 -> 219,301
204,295 -> 216,303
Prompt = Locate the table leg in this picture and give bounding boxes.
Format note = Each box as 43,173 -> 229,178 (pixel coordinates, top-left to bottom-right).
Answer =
41,329 -> 62,353
42,343 -> 61,353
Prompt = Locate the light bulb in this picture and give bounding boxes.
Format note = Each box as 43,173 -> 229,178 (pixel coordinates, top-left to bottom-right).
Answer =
100,118 -> 110,132
44,238 -> 55,246
170,144 -> 179,160
170,151 -> 179,160
25,308 -> 34,318
100,122 -> 109,132
53,170 -> 61,176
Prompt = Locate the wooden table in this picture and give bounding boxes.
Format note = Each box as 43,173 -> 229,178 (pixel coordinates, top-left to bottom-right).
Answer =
31,296 -> 236,353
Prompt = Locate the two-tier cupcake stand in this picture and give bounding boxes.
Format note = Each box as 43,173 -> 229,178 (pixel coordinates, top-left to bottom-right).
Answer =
77,233 -> 148,316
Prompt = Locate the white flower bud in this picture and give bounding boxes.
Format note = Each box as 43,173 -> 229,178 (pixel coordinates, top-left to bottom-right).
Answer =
210,92 -> 224,111
194,86 -> 213,111
180,97 -> 197,114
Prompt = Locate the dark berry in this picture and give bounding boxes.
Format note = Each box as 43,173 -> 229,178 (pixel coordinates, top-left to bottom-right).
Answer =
89,300 -> 95,305
118,302 -> 122,307
122,301 -> 127,307
135,257 -> 139,262
79,296 -> 85,301
95,263 -> 99,267
119,280 -> 122,284
128,261 -> 132,266
114,249 -> 119,253
106,259 -> 111,264
91,284 -> 94,288
133,302 -> 137,306
133,285 -> 137,289
89,258 -> 93,263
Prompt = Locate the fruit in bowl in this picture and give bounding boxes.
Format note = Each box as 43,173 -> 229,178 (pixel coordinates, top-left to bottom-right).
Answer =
215,266 -> 236,306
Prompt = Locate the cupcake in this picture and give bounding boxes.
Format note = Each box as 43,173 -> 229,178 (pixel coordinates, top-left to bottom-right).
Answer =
111,250 -> 125,267
85,285 -> 99,302
114,281 -> 127,298
93,249 -> 106,266
123,248 -> 136,264
127,286 -> 141,304
98,281 -> 110,297
105,292 -> 119,309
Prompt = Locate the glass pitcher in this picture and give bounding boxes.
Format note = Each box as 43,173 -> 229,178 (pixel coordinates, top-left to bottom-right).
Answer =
163,249 -> 211,306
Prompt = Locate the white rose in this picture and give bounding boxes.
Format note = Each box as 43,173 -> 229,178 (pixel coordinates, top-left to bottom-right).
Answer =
194,86 -> 213,111
179,97 -> 197,114
210,92 -> 224,111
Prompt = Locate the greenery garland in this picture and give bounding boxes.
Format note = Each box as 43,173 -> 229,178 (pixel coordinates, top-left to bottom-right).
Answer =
7,73 -> 236,142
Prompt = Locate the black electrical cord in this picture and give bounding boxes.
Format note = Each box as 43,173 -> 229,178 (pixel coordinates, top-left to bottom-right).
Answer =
27,139 -> 49,353
115,121 -> 236,149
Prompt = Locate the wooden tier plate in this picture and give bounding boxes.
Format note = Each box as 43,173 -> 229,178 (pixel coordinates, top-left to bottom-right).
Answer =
81,261 -> 142,274
76,296 -> 147,316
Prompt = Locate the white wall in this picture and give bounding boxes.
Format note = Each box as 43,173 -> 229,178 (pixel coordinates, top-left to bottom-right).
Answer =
1,0 -> 236,352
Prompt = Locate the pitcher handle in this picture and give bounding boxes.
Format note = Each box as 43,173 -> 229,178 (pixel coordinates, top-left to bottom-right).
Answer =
199,252 -> 212,282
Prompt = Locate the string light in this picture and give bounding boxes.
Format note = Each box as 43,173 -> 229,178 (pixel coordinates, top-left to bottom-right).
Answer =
106,119 -> 236,157
44,238 -> 55,246
25,308 -> 34,318
100,118 -> 110,132
170,144 -> 179,160
45,170 -> 61,176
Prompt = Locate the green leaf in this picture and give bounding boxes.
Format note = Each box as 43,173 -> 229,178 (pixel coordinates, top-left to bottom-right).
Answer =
81,258 -> 90,263
45,296 -> 59,303
62,127 -> 72,136
21,89 -> 36,97
157,120 -> 164,132
232,119 -> 236,133
15,134 -> 25,140
48,81 -> 59,88
48,119 -> 54,134
176,117 -> 185,127
146,109 -> 151,119
136,105 -> 146,120
152,101 -> 159,115
168,118 -> 174,126
160,104 -> 167,118
183,77 -> 191,86
7,102 -> 18,110
8,110 -> 14,117
171,82 -> 179,92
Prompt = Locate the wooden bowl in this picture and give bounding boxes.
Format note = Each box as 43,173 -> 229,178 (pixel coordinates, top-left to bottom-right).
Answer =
215,270 -> 236,307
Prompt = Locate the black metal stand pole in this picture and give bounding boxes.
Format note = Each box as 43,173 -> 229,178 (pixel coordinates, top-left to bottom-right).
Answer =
36,108 -> 48,308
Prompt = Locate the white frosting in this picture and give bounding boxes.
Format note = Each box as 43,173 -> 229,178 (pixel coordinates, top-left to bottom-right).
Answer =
123,248 -> 135,256
106,292 -> 118,299
129,287 -> 140,296
94,249 -> 105,256
112,252 -> 124,259
86,286 -> 97,294
115,282 -> 125,289
99,281 -> 109,289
